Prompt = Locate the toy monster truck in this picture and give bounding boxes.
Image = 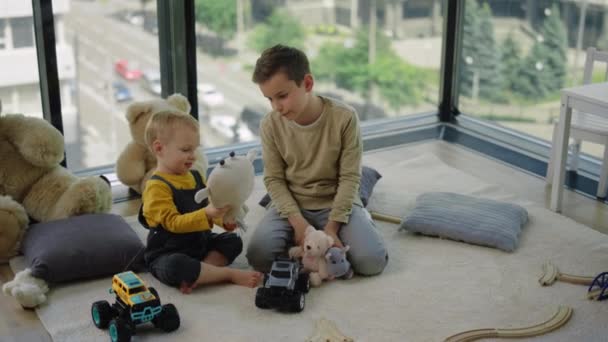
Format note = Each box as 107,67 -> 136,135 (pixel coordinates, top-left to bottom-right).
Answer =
255,257 -> 310,312
91,271 -> 180,342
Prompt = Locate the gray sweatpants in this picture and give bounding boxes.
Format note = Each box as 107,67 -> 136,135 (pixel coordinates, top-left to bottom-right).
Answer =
246,204 -> 388,276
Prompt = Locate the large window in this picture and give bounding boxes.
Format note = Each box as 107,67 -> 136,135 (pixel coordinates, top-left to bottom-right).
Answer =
194,0 -> 445,148
458,0 -> 608,159
59,0 -> 160,171
0,4 -> 42,118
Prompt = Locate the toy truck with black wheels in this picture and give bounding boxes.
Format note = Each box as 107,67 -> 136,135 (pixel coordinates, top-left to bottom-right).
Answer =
255,258 -> 310,312
91,271 -> 180,342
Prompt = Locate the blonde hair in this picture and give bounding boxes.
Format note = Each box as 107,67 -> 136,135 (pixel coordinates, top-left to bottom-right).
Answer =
144,110 -> 200,149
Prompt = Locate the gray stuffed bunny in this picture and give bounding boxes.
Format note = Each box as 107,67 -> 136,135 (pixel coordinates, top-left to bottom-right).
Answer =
325,246 -> 354,280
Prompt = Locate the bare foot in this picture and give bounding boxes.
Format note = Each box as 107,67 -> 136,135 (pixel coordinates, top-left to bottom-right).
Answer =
179,281 -> 196,294
230,270 -> 263,288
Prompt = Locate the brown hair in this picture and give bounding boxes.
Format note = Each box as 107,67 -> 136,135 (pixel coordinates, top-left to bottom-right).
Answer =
144,110 -> 199,149
252,44 -> 310,86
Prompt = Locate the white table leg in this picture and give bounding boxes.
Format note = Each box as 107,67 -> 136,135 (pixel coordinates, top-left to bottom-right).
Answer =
550,94 -> 573,212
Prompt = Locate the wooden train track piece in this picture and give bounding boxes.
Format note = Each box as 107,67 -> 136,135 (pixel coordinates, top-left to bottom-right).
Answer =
444,306 -> 573,342
370,211 -> 401,225
538,261 -> 594,286
306,318 -> 354,342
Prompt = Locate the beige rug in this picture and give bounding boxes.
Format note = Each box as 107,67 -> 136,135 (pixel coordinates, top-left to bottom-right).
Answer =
10,148 -> 608,341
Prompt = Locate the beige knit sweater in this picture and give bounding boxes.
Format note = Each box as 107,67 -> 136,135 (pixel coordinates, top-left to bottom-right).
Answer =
260,96 -> 362,223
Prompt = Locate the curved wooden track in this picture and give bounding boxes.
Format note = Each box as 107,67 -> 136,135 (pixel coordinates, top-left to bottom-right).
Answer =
539,261 -> 594,286
444,306 -> 573,342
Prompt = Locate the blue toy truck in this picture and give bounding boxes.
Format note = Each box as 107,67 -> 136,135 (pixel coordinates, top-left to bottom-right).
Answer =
91,271 -> 180,342
255,258 -> 310,312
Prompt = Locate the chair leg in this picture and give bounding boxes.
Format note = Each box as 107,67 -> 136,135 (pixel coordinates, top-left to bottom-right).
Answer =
547,123 -> 560,184
597,146 -> 608,198
570,139 -> 582,173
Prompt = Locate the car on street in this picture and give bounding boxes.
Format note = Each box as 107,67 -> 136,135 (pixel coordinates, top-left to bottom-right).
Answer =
240,106 -> 265,136
209,114 -> 255,143
115,59 -> 142,81
197,83 -> 224,108
112,82 -> 133,103
142,70 -> 161,96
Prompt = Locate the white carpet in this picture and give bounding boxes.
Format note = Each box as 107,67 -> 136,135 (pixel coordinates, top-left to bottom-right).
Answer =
10,149 -> 608,342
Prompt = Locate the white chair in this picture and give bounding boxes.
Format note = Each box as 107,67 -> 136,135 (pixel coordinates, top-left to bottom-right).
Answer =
547,47 -> 608,198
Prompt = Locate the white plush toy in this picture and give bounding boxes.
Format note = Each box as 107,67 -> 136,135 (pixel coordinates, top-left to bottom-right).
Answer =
194,150 -> 257,231
289,226 -> 334,287
2,268 -> 49,309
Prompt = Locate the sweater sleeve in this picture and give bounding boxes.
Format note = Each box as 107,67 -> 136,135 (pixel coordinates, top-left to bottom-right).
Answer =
329,112 -> 362,223
260,118 -> 301,218
142,180 -> 213,233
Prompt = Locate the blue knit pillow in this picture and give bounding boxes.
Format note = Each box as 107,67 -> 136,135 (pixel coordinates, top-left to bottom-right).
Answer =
400,192 -> 528,252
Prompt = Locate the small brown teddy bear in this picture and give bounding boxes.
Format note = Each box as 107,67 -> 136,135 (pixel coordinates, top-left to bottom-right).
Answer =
289,226 -> 334,287
116,93 -> 208,194
0,113 -> 112,262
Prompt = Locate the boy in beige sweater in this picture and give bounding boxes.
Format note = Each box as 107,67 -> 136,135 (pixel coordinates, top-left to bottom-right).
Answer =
246,44 -> 388,275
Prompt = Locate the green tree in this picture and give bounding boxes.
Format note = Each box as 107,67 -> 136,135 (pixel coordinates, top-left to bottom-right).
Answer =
195,0 -> 237,40
501,33 -> 522,93
459,0 -> 504,102
247,10 -> 306,52
371,53 -> 426,109
540,4 -> 568,92
476,3 -> 504,101
513,4 -> 567,99
313,29 -> 426,110
459,0 -> 482,98
513,44 -> 553,99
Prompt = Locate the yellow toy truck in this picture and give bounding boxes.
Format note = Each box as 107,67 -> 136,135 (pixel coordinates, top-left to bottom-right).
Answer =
91,271 -> 179,342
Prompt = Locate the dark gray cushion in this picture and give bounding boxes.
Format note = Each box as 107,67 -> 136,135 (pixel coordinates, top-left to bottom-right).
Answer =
400,192 -> 528,252
21,214 -> 145,283
258,166 -> 382,208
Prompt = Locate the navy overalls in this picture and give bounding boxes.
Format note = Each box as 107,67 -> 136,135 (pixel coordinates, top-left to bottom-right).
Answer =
138,170 -> 243,287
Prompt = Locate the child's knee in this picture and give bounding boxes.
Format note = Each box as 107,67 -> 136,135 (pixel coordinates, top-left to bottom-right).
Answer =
152,254 -> 200,287
223,238 -> 243,264
350,250 -> 389,276
245,242 -> 274,273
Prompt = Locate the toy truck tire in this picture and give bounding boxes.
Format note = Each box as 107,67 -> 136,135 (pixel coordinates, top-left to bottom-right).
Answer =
153,303 -> 180,332
108,318 -> 132,342
286,292 -> 305,313
255,288 -> 270,309
296,273 -> 310,293
91,300 -> 113,329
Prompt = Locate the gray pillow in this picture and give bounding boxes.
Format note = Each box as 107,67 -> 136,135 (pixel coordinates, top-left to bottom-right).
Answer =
21,214 -> 145,283
258,165 -> 382,208
400,192 -> 528,252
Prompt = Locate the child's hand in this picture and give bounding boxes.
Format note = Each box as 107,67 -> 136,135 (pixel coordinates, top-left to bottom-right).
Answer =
204,204 -> 230,220
223,220 -> 238,232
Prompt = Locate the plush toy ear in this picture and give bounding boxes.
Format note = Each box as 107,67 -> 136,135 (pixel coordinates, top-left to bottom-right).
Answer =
342,245 -> 350,254
325,251 -> 332,261
194,188 -> 209,204
166,93 -> 191,113
305,225 -> 316,236
125,103 -> 152,125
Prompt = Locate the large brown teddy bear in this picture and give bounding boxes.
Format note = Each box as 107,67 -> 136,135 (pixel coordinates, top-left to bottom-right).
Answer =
0,113 -> 112,262
116,94 -> 208,194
